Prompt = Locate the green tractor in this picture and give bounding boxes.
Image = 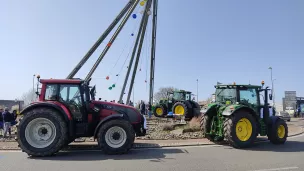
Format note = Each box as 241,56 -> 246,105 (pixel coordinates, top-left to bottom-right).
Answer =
200,82 -> 288,148
153,90 -> 200,119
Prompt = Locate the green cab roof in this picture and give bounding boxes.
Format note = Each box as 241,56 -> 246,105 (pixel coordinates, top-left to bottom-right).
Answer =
215,84 -> 262,89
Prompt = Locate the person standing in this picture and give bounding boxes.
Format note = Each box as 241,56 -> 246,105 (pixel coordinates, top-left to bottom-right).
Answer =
140,101 -> 146,115
0,108 -> 3,136
147,102 -> 152,118
2,107 -> 13,138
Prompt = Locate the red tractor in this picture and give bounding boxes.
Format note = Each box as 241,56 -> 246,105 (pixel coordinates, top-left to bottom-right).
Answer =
17,77 -> 147,156
17,0 -> 152,157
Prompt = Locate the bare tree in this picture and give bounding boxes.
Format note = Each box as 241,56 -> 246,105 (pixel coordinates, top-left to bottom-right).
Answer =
21,89 -> 37,106
153,86 -> 178,103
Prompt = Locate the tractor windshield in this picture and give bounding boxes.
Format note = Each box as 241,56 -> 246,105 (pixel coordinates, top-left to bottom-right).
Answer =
215,88 -> 237,104
173,92 -> 184,100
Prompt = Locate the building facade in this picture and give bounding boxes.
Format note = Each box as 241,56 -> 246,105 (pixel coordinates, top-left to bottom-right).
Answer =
282,91 -> 297,111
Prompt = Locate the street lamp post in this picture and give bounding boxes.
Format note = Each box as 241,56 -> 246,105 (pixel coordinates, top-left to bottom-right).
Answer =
268,67 -> 275,107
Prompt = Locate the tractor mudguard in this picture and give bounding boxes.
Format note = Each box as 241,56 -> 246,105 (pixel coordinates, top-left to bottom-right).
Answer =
93,114 -> 127,138
201,103 -> 218,116
182,101 -> 192,109
20,102 -> 72,121
267,116 -> 280,125
20,101 -> 75,137
222,105 -> 256,116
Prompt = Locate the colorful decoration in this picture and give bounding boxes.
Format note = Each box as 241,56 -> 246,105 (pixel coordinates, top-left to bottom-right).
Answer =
106,76 -> 110,80
112,84 -> 116,88
108,87 -> 112,90
107,42 -> 112,47
131,33 -> 134,36
132,14 -> 137,19
140,1 -> 145,6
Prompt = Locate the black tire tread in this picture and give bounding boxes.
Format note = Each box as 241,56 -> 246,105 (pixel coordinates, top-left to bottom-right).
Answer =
200,114 -> 214,141
223,111 -> 257,148
97,119 -> 135,155
17,107 -> 68,157
153,105 -> 166,117
173,102 -> 189,118
269,118 -> 288,145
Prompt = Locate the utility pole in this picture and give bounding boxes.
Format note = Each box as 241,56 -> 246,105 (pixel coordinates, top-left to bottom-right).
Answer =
85,0 -> 140,82
126,0 -> 152,103
67,0 -> 137,79
149,0 -> 158,105
119,1 -> 151,103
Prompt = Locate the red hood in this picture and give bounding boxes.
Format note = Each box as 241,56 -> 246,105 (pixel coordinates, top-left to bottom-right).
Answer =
91,101 -> 137,109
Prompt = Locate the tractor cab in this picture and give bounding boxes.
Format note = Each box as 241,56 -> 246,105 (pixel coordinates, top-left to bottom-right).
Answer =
168,90 -> 192,101
214,82 -> 273,117
36,78 -> 94,123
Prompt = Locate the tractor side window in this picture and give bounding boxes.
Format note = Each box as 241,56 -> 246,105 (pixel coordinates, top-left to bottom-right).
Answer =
59,84 -> 83,120
239,89 -> 258,105
186,94 -> 190,101
45,84 -> 58,101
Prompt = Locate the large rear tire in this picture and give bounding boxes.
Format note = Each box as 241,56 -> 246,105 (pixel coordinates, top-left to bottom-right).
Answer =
97,119 -> 135,155
17,108 -> 68,157
224,111 -> 257,148
268,118 -> 288,144
172,102 -> 189,117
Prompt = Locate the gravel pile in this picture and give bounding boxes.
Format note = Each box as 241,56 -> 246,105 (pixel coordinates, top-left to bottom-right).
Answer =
136,117 -> 204,140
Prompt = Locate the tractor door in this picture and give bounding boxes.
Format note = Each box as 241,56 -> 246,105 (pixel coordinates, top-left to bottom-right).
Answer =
239,88 -> 259,114
168,92 -> 174,111
58,84 -> 86,122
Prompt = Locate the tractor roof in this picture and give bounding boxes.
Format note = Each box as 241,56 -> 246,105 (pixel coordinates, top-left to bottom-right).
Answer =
215,84 -> 261,89
40,79 -> 83,84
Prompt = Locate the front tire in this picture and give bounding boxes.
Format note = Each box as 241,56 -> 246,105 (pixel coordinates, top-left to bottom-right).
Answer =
200,114 -> 215,141
17,108 -> 68,157
154,105 -> 166,117
224,111 -> 257,148
97,119 -> 135,155
268,118 -> 288,144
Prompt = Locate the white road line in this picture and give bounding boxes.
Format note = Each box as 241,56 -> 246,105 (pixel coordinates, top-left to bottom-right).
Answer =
250,166 -> 299,171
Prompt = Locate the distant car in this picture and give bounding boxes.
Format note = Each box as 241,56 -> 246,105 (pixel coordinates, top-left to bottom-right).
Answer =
276,111 -> 291,122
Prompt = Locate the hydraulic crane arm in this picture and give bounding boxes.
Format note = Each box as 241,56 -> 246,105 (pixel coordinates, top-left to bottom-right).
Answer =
84,0 -> 140,82
66,0 -> 137,79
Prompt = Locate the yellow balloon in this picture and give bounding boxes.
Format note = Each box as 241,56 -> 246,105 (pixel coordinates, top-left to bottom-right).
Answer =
140,1 -> 145,6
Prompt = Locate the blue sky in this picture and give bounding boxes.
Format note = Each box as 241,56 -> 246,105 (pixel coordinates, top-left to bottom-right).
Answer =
1,0 -> 303,104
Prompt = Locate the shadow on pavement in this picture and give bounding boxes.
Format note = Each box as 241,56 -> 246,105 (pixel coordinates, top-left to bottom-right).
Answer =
220,140 -> 304,153
29,148 -> 186,161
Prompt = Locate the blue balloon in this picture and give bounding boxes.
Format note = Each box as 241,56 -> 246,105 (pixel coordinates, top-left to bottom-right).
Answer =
131,33 -> 134,36
132,14 -> 137,19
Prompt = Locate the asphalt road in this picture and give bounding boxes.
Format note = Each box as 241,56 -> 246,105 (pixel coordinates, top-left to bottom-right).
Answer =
1,120 -> 304,171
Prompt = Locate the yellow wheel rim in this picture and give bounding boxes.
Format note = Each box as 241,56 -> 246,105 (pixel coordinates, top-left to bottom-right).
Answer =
236,118 -> 253,141
174,105 -> 185,115
156,108 -> 163,116
277,125 -> 286,138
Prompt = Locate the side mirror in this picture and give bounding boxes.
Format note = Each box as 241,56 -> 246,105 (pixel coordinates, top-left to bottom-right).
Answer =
269,94 -> 273,100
